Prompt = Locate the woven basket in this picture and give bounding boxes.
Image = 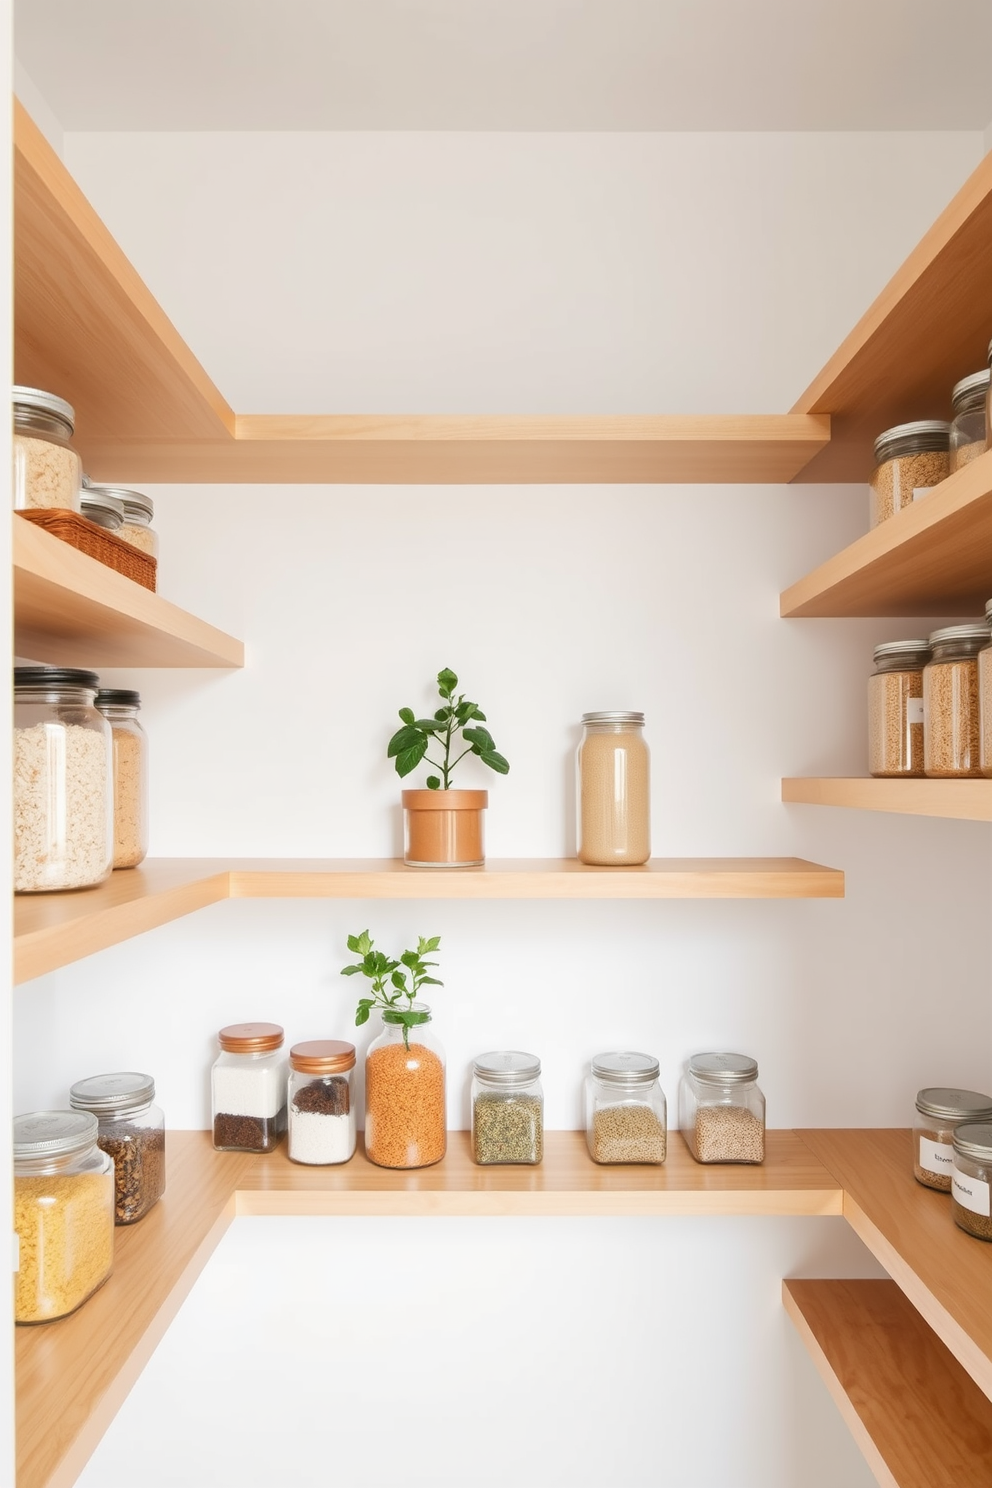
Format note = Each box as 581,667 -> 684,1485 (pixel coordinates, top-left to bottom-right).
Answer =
18,508 -> 157,592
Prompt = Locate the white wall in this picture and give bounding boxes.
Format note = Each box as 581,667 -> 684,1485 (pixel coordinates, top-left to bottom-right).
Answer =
12,127 -> 992,1486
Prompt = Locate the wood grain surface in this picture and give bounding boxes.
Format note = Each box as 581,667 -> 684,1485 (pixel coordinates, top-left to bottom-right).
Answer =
782,778 -> 992,823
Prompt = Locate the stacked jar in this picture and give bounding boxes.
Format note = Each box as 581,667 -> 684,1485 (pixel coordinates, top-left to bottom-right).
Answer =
211,1023 -> 288,1152
585,1052 -> 667,1164
13,386 -> 82,511
950,369 -> 989,471
868,639 -> 929,777
288,1041 -> 357,1166
680,1053 -> 765,1164
365,1005 -> 446,1169
913,1086 -> 992,1192
95,689 -> 149,869
69,1072 -> 166,1224
923,624 -> 987,778
870,421 -> 950,527
471,1052 -> 543,1165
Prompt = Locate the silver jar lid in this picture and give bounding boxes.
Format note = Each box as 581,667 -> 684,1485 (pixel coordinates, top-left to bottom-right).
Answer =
87,484 -> 154,522
952,1122 -> 992,1162
872,639 -> 930,665
13,1110 -> 98,1160
70,1071 -> 156,1116
581,711 -> 645,724
917,1087 -> 992,1122
80,488 -> 125,529
473,1051 -> 541,1084
986,598 -> 992,625
592,1051 -> 660,1085
688,1052 -> 758,1085
12,384 -> 75,434
873,420 -> 950,463
928,622 -> 989,648
951,369 -> 990,408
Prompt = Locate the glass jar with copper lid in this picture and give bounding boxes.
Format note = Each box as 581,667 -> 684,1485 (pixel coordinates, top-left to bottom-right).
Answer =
288,1040 -> 356,1165
211,1023 -> 287,1153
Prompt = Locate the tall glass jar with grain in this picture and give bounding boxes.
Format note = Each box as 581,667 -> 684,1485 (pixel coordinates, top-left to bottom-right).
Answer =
365,1006 -> 446,1170
868,639 -> 930,777
13,386 -> 82,511
576,711 -> 650,866
979,600 -> 992,778
950,370 -> 989,471
869,421 -> 950,527
95,689 -> 148,868
923,623 -> 987,778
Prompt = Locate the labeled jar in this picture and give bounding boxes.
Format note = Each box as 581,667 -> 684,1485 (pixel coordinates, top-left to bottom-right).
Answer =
471,1052 -> 543,1165
950,369 -> 989,471
288,1040 -> 356,1166
585,1052 -> 667,1164
914,1087 -> 992,1192
870,421 -> 950,527
80,486 -> 124,533
365,1005 -> 446,1169
577,711 -> 650,866
979,600 -> 992,778
951,1123 -> 992,1241
95,689 -> 149,869
69,1072 -> 166,1224
94,485 -> 159,556
13,385 -> 82,511
14,1111 -> 114,1323
212,1023 -> 287,1152
680,1053 -> 765,1165
923,623 -> 987,778
14,666 -> 113,892
868,639 -> 930,777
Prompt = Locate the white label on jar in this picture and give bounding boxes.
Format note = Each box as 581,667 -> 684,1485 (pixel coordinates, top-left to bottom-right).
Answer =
952,1165 -> 991,1216
912,486 -> 936,502
906,697 -> 924,727
919,1135 -> 953,1174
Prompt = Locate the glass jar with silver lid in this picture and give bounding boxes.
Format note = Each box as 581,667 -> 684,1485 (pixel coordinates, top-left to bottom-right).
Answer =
980,599 -> 992,779
576,711 -> 650,866
914,1087 -> 992,1192
869,420 -> 950,527
951,1123 -> 992,1241
923,623 -> 987,778
70,1072 -> 166,1224
87,484 -> 158,557
680,1052 -> 765,1165
950,369 -> 989,471
868,639 -> 930,778
13,385 -> 82,511
80,485 -> 125,533
471,1052 -> 543,1165
585,1052 -> 667,1164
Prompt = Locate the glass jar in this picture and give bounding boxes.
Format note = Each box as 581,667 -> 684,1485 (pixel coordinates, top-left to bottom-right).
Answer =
680,1052 -> 765,1165
576,711 -> 650,866
288,1040 -> 357,1166
14,1111 -> 114,1323
365,1005 -> 446,1169
80,487 -> 124,533
13,385 -> 82,511
585,1052 -> 667,1165
95,485 -> 159,557
868,639 -> 930,777
950,370 -> 989,471
870,420 -> 950,527
95,688 -> 149,869
14,666 -> 113,892
471,1052 -> 543,1165
211,1022 -> 287,1152
923,623 -> 987,778
980,600 -> 992,778
69,1072 -> 166,1224
914,1087 -> 992,1192
951,1122 -> 992,1241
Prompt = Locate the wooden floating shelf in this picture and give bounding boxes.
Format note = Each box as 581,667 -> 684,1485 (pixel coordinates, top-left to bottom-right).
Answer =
13,516 -> 244,668
782,778 -> 992,822
14,856 -> 845,985
784,1279 -> 992,1488
781,450 -> 992,618
790,148 -> 992,484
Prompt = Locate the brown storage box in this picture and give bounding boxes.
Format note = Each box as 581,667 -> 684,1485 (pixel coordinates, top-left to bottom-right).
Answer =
18,508 -> 157,591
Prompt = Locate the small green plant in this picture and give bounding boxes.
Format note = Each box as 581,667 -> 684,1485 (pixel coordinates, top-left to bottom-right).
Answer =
342,929 -> 443,1048
387,667 -> 509,789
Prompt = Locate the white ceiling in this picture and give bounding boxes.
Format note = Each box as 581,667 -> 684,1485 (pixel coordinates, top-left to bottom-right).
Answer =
15,0 -> 992,132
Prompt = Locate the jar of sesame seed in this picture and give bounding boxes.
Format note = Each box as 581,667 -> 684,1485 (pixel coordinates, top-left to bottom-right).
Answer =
679,1053 -> 765,1165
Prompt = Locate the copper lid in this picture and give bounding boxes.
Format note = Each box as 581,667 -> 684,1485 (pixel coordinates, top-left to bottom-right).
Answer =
218,1021 -> 284,1053
290,1039 -> 356,1074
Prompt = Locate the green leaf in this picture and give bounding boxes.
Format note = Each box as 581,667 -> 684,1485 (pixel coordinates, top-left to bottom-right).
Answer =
454,701 -> 473,723
472,709 -> 486,722
395,740 -> 429,777
390,969 -> 408,990
437,667 -> 458,697
340,963 -> 365,977
355,1005 -> 370,1026
388,725 -> 425,759
414,719 -> 443,732
425,775 -> 441,790
419,935 -> 441,953
463,726 -> 495,752
480,750 -> 510,775
398,707 -> 415,726
400,950 -> 420,969
434,707 -> 451,722
419,976 -> 443,987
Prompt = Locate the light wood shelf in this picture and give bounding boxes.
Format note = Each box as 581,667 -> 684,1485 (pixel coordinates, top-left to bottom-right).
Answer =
781,449 -> 992,618
784,1278 -> 992,1488
14,856 -> 845,984
782,778 -> 992,822
790,148 -> 992,484
13,516 -> 244,668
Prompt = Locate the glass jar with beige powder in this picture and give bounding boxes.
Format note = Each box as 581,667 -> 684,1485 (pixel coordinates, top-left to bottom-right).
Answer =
576,712 -> 650,866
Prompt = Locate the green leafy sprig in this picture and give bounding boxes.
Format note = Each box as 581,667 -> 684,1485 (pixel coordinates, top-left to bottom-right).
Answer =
387,667 -> 509,789
342,930 -> 443,1049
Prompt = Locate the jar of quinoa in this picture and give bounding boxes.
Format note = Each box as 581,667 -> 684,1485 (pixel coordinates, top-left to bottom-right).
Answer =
950,369 -> 989,471
870,421 -> 950,527
979,600 -> 992,778
923,623 -> 987,778
13,386 -> 82,511
585,1052 -> 667,1165
365,1004 -> 445,1169
914,1087 -> 992,1192
868,639 -> 930,777
679,1053 -> 765,1165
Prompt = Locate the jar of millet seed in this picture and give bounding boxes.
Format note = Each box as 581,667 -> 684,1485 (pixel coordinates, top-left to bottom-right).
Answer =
868,639 -> 930,777
869,421 -> 950,527
923,623 -> 987,778
913,1087 -> 992,1192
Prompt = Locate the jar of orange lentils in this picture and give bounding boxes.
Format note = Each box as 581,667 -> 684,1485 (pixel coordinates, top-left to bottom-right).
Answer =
364,1005 -> 446,1169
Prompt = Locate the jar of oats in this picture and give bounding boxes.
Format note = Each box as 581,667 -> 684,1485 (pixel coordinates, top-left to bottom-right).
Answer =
951,1123 -> 992,1243
914,1087 -> 992,1192
868,639 -> 930,777
923,623 -> 987,778
95,689 -> 148,868
13,386 -> 82,511
950,369 -> 989,472
91,486 -> 159,557
870,421 -> 950,527
680,1053 -> 765,1165
577,711 -> 650,865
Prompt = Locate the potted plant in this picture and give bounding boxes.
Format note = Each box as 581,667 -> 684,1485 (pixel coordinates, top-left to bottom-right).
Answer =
387,667 -> 509,866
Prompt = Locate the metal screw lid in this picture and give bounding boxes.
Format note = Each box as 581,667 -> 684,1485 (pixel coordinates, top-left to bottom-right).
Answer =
218,1022 -> 284,1053
592,1051 -> 660,1085
872,639 -> 931,665
688,1052 -> 758,1085
873,420 -> 950,463
87,484 -> 154,521
952,1122 -> 992,1162
80,488 -> 124,527
987,336 -> 992,367
951,369 -> 990,408
985,598 -> 992,625
473,1051 -> 541,1084
13,1110 -> 99,1160
581,711 -> 645,724
12,385 -> 75,433
916,1087 -> 992,1123
95,689 -> 141,710
14,665 -> 100,692
69,1072 -> 156,1116
928,622 -> 990,648
290,1040 -> 356,1074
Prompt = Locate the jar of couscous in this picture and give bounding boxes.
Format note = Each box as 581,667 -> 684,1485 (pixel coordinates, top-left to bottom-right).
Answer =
868,639 -> 930,777
870,421 -> 950,526
923,623 -> 987,778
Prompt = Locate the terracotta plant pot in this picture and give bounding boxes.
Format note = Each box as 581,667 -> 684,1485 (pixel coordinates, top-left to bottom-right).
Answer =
402,789 -> 487,867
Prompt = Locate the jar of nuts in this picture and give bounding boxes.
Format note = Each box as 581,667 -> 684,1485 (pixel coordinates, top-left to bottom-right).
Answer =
868,639 -> 930,777
923,623 -> 988,778
585,1052 -> 667,1165
914,1087 -> 992,1192
680,1052 -> 765,1165
870,420 -> 950,527
951,1123 -> 992,1242
950,369 -> 989,471
13,386 -> 82,511
979,600 -> 992,779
